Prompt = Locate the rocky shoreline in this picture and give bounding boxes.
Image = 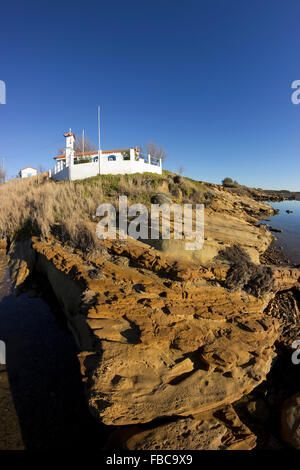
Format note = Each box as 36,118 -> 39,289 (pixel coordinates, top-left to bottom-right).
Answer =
260,246 -> 292,267
223,247 -> 300,450
3,183 -> 300,450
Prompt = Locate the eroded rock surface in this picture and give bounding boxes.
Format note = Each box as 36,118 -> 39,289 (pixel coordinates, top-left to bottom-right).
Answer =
28,236 -> 298,430
157,210 -> 273,265
8,238 -> 36,289
107,406 -> 256,450
265,290 -> 300,347
6,211 -> 300,449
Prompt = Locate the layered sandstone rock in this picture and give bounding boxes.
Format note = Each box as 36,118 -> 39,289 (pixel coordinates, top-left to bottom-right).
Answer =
27,237 -> 287,429
5,194 -> 299,449
107,406 -> 256,450
265,290 -> 300,347
204,184 -> 275,222
8,238 -> 36,289
155,209 -> 273,265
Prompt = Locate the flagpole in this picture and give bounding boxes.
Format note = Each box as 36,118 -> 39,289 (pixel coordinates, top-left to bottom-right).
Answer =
98,105 -> 101,175
82,129 -> 85,160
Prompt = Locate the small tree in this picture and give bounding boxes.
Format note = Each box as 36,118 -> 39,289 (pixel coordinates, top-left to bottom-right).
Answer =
144,141 -> 168,162
0,158 -> 5,184
0,168 -> 5,184
222,177 -> 233,186
57,136 -> 96,155
74,136 -> 96,153
222,177 -> 240,188
122,150 -> 130,160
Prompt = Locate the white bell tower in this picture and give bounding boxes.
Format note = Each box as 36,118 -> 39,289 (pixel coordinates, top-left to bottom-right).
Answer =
64,129 -> 75,180
64,129 -> 75,165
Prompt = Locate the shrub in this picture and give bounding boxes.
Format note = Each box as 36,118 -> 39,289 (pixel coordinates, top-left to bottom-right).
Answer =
222,177 -> 239,188
217,245 -> 274,297
173,175 -> 184,185
222,177 -> 233,186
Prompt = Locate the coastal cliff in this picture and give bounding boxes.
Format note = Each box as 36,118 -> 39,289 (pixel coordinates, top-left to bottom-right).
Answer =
3,173 -> 300,449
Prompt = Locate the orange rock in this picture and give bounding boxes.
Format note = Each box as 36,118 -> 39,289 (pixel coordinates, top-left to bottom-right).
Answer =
7,236 -> 300,439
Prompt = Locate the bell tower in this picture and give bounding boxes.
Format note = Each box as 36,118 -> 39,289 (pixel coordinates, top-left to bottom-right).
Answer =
64,129 -> 75,180
64,129 -> 75,165
64,129 -> 75,156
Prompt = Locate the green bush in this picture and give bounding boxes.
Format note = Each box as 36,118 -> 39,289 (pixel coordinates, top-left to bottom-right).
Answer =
222,177 -> 239,188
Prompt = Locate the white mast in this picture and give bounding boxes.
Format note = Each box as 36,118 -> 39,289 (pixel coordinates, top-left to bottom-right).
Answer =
82,129 -> 85,160
98,105 -> 101,151
98,105 -> 102,174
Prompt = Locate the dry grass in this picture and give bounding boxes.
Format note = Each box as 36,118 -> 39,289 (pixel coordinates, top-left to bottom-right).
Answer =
0,172 -> 210,251
0,174 -> 103,250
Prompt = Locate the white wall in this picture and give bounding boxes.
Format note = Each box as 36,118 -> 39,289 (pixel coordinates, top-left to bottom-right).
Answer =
51,150 -> 162,181
52,165 -> 69,181
20,168 -> 38,178
100,151 -> 162,176
70,161 -> 99,181
100,158 -> 161,175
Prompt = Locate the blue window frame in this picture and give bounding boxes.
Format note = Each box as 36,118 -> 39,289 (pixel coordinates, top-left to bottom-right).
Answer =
108,155 -> 116,161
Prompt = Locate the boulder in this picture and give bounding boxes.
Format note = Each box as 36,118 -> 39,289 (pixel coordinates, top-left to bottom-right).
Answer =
281,392 -> 300,449
82,311 -> 278,425
269,227 -> 282,233
151,193 -> 172,205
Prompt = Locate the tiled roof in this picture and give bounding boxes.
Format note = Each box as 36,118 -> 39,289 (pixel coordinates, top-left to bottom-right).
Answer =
19,166 -> 38,171
64,132 -> 76,138
54,148 -> 140,160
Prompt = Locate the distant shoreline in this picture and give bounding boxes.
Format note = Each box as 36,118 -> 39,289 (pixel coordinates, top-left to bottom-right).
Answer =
219,183 -> 300,202
262,190 -> 300,201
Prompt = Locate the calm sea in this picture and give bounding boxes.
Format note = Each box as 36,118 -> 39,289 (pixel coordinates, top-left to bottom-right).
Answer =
263,200 -> 300,265
0,253 -> 108,449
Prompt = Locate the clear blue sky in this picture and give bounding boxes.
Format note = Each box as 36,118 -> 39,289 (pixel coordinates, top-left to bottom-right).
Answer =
0,0 -> 299,190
